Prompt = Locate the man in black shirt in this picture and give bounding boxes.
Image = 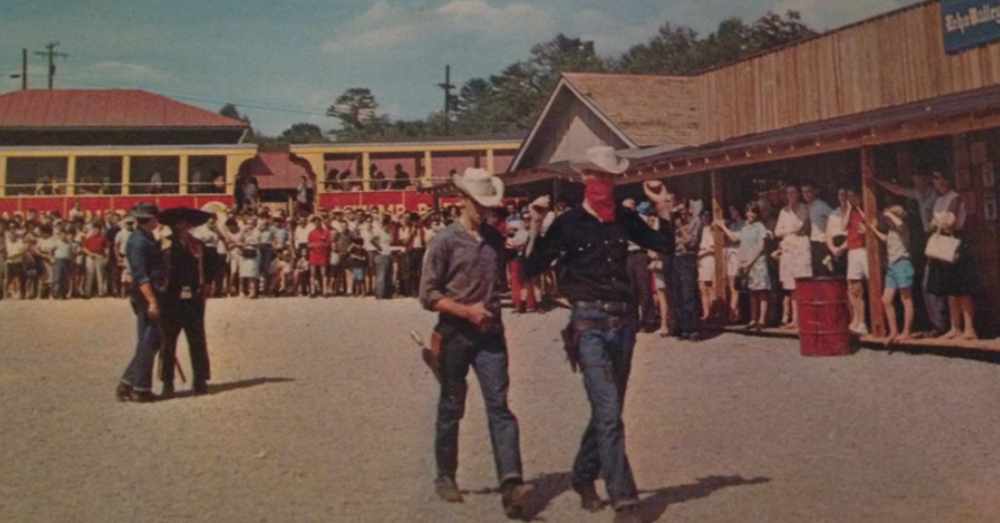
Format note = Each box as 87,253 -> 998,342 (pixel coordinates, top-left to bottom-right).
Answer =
156,207 -> 214,398
522,146 -> 674,523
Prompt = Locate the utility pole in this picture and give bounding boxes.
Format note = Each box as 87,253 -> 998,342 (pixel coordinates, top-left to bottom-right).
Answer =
34,41 -> 68,90
437,65 -> 456,135
9,49 -> 28,89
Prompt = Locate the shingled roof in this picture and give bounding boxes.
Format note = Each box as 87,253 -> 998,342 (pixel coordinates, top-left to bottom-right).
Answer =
560,73 -> 701,148
0,89 -> 247,129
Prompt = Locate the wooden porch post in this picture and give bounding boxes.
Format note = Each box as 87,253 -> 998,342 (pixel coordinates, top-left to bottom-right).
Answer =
362,151 -> 371,191
861,146 -> 887,337
486,148 -> 495,174
178,154 -> 190,195
65,155 -> 77,196
711,169 -> 727,307
0,155 -> 7,197
121,156 -> 131,195
424,150 -> 433,184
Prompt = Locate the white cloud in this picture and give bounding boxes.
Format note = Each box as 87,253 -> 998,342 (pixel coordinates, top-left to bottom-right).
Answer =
323,0 -> 555,57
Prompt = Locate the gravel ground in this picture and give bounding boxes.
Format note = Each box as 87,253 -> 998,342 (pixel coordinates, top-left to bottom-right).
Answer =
1,297 -> 1000,523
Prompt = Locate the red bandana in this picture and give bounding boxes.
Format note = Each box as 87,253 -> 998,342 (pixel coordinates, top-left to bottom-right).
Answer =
584,176 -> 616,222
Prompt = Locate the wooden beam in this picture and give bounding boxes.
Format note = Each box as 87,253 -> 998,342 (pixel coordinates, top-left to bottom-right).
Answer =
630,111 -> 1000,183
0,155 -> 7,197
178,154 -> 190,195
121,156 -> 131,196
861,146 -> 887,337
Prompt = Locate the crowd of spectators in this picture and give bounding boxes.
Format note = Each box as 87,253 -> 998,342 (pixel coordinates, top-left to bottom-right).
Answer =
1,168 -> 978,344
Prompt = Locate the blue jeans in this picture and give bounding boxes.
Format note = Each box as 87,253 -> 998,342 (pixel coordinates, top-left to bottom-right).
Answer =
570,305 -> 639,508
374,254 -> 392,298
435,316 -> 522,485
120,301 -> 162,391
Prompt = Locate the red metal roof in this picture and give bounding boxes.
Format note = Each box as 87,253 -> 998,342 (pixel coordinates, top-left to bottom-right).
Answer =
247,152 -> 315,190
0,89 -> 247,129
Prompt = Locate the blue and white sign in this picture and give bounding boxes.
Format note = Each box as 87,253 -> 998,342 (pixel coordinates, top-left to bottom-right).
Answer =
942,0 -> 1000,53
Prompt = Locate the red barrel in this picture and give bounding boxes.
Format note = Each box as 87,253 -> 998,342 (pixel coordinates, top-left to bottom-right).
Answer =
795,277 -> 853,357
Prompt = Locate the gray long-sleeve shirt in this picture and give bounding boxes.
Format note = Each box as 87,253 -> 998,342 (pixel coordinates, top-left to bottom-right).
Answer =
418,221 -> 505,317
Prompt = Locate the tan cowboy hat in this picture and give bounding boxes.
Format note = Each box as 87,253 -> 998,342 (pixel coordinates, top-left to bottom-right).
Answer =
452,167 -> 504,208
569,146 -> 630,174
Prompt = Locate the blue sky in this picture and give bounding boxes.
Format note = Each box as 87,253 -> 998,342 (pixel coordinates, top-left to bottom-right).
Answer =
1,0 -> 921,135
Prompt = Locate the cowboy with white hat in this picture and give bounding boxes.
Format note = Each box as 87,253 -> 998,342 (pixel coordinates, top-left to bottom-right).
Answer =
418,167 -> 534,518
521,146 -> 675,523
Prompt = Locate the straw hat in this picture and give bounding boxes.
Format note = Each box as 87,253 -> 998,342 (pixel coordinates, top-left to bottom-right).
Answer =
569,146 -> 629,175
452,167 -> 504,208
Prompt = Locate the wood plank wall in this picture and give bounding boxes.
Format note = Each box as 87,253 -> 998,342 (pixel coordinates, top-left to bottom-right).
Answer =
699,1 -> 1000,144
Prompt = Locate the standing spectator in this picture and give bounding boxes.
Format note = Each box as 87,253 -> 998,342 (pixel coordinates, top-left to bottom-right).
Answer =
927,171 -> 978,340
237,217 -> 261,298
325,168 -> 341,191
839,187 -> 869,335
104,213 -> 122,296
348,237 -> 367,296
774,185 -> 812,328
273,216 -> 290,254
802,183 -> 833,276
825,186 -> 850,276
257,219 -> 276,296
723,205 -> 745,322
82,222 -> 110,298
293,247 -> 310,296
873,171 -> 946,334
296,175 -> 313,216
696,208 -> 716,321
373,215 -> 394,299
68,201 -> 85,222
505,217 -> 536,313
116,217 -> 136,298
193,215 -> 223,298
671,198 -> 703,340
625,201 -> 656,328
51,228 -> 73,299
372,169 -> 388,191
0,221 -> 6,299
360,216 -> 377,294
5,229 -> 27,299
716,202 -> 771,330
149,171 -> 164,194
867,204 -> 915,343
307,216 -> 331,297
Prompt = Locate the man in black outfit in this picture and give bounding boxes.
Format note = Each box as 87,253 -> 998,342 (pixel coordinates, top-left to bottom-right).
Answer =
157,207 -> 214,397
522,147 -> 674,523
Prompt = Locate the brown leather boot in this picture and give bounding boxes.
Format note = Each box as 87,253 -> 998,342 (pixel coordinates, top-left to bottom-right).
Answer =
500,479 -> 535,520
572,481 -> 605,512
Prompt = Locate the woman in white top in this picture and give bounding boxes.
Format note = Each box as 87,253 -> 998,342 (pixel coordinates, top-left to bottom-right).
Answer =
926,171 -> 977,340
774,185 -> 812,328
236,218 -> 261,298
696,209 -> 716,321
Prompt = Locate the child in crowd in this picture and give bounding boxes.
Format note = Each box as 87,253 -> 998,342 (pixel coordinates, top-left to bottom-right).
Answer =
294,247 -> 310,296
866,204 -> 914,344
697,208 -> 715,321
349,237 -> 367,297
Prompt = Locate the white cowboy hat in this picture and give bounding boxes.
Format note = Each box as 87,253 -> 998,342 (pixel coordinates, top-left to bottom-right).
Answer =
452,167 -> 504,208
569,146 -> 630,175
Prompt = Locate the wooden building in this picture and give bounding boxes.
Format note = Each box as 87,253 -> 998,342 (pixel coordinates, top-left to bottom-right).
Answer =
505,0 -> 1000,339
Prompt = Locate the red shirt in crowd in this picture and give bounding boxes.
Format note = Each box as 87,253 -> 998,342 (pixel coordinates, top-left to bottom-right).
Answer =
83,234 -> 109,255
846,208 -> 866,250
307,228 -> 331,266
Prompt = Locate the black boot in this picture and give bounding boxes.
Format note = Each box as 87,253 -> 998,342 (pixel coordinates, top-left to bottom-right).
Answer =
500,479 -> 535,520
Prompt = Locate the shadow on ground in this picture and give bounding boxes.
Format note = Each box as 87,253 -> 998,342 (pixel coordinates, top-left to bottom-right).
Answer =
166,377 -> 295,400
634,475 -> 771,522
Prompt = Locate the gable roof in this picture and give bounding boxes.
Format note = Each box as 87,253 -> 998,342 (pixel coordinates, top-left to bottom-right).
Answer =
0,89 -> 248,130
561,73 -> 701,148
510,73 -> 701,171
246,152 -> 316,190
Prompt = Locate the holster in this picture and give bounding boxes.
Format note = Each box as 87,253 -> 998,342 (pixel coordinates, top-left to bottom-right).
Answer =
561,316 -> 630,373
422,328 -> 443,383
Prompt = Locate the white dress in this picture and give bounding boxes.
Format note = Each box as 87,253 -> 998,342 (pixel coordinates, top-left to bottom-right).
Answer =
697,230 -> 715,282
775,205 -> 813,290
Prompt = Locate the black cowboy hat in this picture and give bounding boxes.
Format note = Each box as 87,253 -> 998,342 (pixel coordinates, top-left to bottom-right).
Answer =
130,201 -> 159,220
158,206 -> 212,227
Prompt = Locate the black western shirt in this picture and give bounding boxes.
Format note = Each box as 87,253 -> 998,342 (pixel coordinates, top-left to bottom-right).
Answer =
522,206 -> 674,304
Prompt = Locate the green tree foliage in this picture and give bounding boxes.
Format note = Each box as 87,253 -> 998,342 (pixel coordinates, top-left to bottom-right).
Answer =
281,123 -> 328,144
326,88 -> 384,141
325,12 -> 817,142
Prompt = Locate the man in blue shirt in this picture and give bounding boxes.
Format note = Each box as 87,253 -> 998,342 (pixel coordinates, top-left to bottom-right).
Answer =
116,202 -> 167,403
802,183 -> 833,276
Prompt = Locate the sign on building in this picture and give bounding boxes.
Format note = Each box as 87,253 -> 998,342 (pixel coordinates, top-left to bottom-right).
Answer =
942,0 -> 1000,53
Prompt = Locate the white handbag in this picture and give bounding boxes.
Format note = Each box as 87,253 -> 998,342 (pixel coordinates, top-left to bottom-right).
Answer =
925,233 -> 960,263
